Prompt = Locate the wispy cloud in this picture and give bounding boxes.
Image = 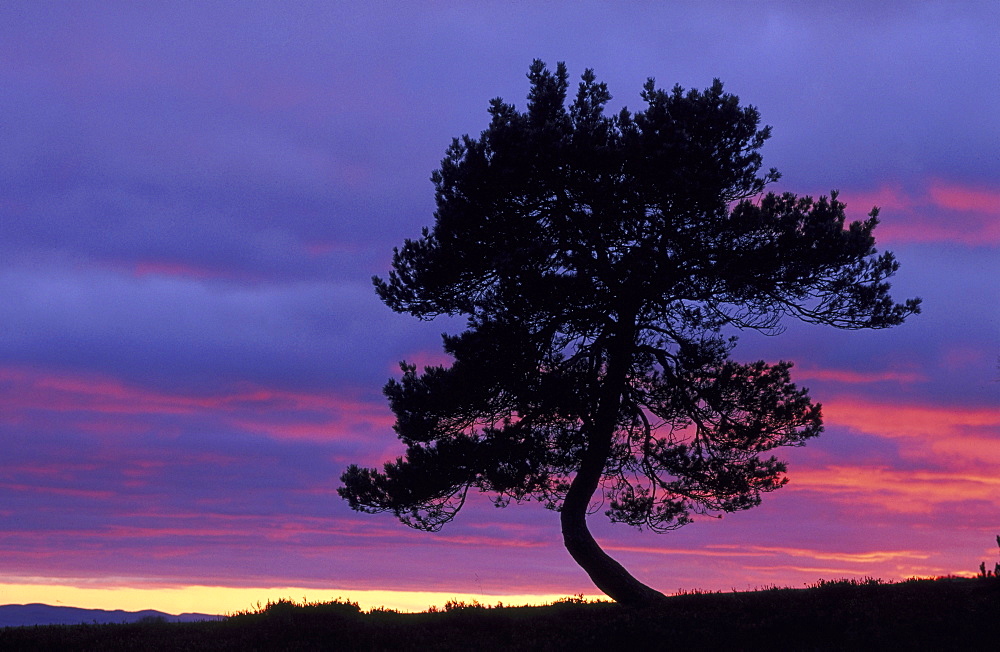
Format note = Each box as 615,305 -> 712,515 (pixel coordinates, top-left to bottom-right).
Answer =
838,181 -> 1000,245
823,397 -> 1000,449
794,367 -> 926,384
0,365 -> 393,442
790,466 -> 1000,514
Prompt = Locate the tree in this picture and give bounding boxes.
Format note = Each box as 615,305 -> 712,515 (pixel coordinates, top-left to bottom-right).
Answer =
339,61 -> 921,605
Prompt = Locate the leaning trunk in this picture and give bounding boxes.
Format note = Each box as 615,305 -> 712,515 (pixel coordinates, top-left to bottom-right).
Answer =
560,456 -> 666,605
560,314 -> 666,606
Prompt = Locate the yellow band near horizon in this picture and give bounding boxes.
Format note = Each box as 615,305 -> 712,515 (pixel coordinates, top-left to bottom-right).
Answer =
0,581 -> 604,615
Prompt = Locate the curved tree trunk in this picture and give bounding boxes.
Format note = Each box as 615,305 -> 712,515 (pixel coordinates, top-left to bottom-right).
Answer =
560,315 -> 666,606
560,454 -> 666,605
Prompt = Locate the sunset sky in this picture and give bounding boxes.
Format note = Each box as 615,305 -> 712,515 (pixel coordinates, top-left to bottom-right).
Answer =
1,2 -> 998,614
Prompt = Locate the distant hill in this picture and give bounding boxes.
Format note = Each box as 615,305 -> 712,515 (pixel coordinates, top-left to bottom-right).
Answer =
0,603 -> 223,628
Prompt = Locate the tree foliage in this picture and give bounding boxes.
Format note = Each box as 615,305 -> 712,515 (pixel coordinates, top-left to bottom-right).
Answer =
339,61 -> 919,603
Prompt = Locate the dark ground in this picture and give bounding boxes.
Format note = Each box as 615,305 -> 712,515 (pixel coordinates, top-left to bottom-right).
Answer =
1,577 -> 997,651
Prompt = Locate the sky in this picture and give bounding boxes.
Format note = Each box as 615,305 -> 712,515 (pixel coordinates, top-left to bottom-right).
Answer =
1,1 -> 998,614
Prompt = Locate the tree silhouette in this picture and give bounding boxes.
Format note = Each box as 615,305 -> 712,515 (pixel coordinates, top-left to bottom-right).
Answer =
339,61 -> 921,605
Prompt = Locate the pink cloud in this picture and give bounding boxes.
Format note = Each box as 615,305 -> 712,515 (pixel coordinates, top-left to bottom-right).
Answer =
386,349 -> 454,376
928,182 -> 1000,214
743,545 -> 928,564
2,368 -> 994,597
819,396 -> 1000,476
0,481 -> 116,501
838,184 -> 913,212
98,260 -> 263,282
0,365 -> 391,441
789,466 -> 1000,514
940,345 -> 985,372
608,543 -> 927,564
822,397 -> 1000,442
835,180 -> 1000,245
794,367 -> 925,384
